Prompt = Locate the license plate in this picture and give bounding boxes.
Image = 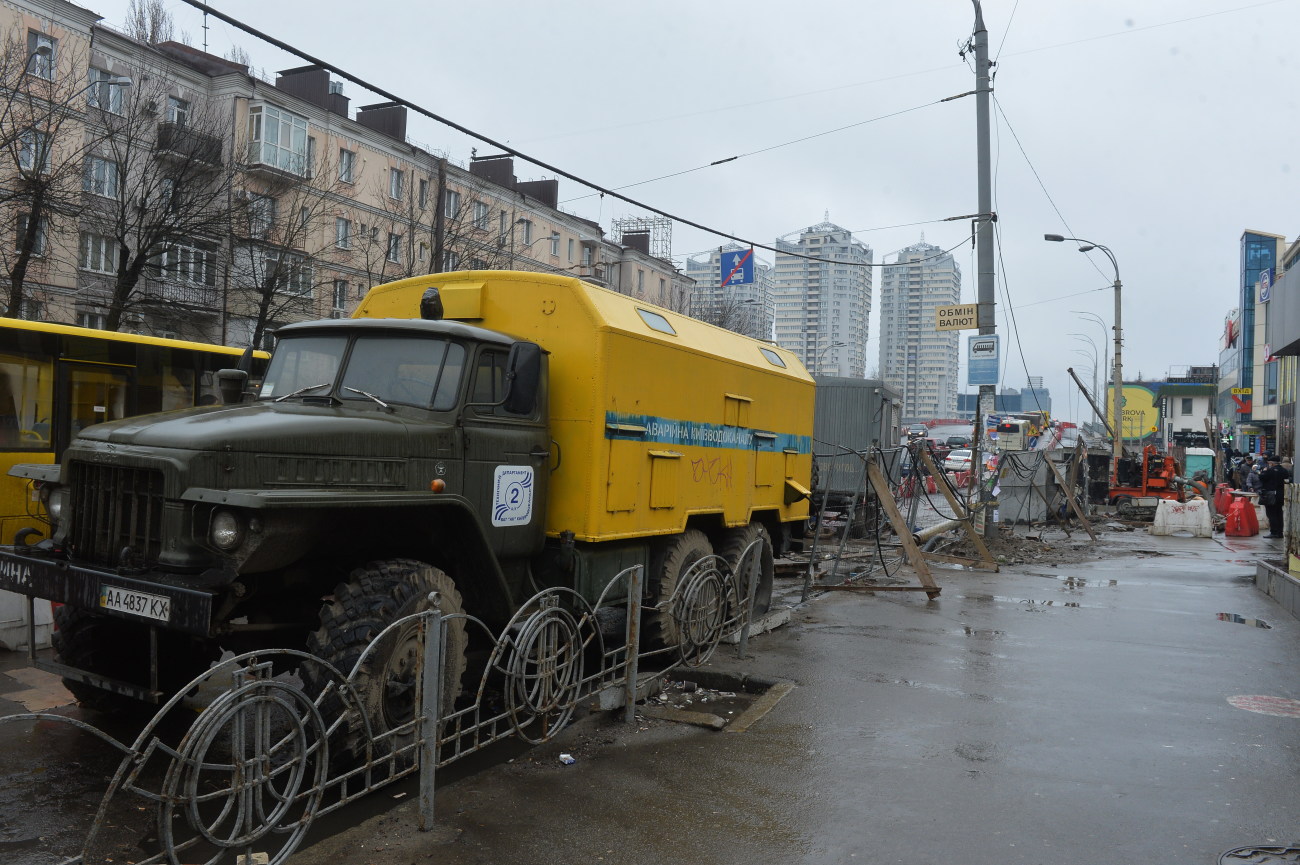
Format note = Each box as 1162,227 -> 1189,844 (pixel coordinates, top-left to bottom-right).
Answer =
99,584 -> 171,622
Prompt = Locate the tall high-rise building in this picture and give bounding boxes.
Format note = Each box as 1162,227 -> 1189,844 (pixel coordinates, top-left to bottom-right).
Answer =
684,245 -> 775,340
772,221 -> 872,377
878,240 -> 962,422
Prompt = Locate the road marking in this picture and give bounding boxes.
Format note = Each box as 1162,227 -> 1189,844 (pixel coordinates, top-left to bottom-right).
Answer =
1228,695 -> 1300,717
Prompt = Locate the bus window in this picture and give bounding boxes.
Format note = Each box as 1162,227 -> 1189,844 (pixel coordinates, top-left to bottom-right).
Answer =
0,352 -> 53,449
136,349 -> 199,413
66,364 -> 131,437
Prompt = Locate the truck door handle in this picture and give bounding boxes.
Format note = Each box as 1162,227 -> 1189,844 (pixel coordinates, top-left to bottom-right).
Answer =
529,448 -> 550,460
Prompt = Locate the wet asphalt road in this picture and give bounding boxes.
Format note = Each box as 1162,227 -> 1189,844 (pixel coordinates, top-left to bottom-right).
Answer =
1,526 -> 1297,864
301,529 -> 1299,865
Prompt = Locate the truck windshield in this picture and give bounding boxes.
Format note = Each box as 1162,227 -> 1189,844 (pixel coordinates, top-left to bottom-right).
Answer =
260,334 -> 466,410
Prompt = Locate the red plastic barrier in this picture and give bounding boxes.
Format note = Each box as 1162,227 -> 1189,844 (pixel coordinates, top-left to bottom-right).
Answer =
954,470 -> 971,487
1214,483 -> 1233,515
926,476 -> 937,494
1225,496 -> 1259,537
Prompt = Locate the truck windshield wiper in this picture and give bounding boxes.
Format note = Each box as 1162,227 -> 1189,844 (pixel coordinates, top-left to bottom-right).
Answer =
273,382 -> 332,402
344,386 -> 393,411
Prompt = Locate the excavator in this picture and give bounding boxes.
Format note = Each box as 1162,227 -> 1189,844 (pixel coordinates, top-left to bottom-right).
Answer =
1109,444 -> 1185,518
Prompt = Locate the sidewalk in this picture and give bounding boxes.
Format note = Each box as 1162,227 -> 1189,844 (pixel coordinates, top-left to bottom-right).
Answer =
298,526 -> 1300,865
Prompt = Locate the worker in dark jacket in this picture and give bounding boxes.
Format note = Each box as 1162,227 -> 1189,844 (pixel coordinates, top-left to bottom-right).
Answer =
1259,454 -> 1291,538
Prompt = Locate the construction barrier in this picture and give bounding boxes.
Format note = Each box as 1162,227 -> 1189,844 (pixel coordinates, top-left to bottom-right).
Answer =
1151,498 -> 1214,538
1215,483 -> 1234,515
1225,494 -> 1260,537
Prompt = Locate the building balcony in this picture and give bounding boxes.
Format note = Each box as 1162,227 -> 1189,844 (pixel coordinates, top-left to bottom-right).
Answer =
137,275 -> 220,308
156,122 -> 223,167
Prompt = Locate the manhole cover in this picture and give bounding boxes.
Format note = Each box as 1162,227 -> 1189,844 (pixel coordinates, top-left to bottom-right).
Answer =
1227,695 -> 1300,717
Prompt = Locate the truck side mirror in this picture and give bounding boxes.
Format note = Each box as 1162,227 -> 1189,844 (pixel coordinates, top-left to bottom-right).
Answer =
216,368 -> 249,405
502,342 -> 543,415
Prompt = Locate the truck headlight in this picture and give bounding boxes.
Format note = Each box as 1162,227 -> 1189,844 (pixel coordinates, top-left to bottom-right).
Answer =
210,510 -> 245,550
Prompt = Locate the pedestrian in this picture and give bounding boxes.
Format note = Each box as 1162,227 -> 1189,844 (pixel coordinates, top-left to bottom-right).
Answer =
1246,461 -> 1262,494
1259,454 -> 1291,538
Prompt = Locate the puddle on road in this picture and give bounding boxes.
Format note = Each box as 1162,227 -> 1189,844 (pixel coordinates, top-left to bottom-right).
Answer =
1021,572 -> 1119,588
1217,612 -> 1272,629
953,593 -> 1101,610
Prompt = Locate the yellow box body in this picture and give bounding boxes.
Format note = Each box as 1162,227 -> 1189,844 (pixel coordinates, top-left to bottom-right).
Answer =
355,271 -> 814,542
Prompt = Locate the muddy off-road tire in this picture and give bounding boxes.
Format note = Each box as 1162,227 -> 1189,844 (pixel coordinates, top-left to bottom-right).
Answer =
51,605 -> 212,714
647,530 -> 713,649
306,559 -> 468,765
715,523 -> 774,618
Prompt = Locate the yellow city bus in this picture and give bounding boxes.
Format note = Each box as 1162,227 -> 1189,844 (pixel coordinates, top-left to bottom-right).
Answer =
0,318 -> 269,545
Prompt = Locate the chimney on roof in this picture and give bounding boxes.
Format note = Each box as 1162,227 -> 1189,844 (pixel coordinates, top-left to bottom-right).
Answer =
356,102 -> 407,141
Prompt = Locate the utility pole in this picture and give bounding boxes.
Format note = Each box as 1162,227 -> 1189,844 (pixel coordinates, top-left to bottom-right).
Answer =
971,0 -> 997,535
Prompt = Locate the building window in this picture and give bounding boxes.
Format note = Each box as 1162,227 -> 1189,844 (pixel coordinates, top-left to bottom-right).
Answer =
83,156 -> 120,198
582,245 -> 592,267
1181,397 -> 1194,415
387,232 -> 402,263
265,251 -> 311,295
389,168 -> 405,200
332,279 -> 349,310
18,129 -> 49,173
16,214 -> 45,255
473,200 -> 490,229
80,232 -> 116,274
88,69 -> 127,113
418,178 -> 429,209
444,189 -> 461,219
568,238 -> 574,262
78,312 -> 106,330
166,96 -> 189,126
637,269 -> 644,294
247,193 -> 275,238
335,217 -> 351,249
444,250 -> 460,271
549,233 -> 560,256
519,220 -> 532,245
248,105 -> 310,176
154,242 -> 215,285
338,148 -> 355,183
26,32 -> 55,80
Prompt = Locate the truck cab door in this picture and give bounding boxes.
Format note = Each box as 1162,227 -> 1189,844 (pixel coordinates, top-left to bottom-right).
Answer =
461,346 -> 549,560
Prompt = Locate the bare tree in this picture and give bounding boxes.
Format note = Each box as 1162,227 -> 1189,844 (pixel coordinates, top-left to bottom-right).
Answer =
83,70 -> 235,331
227,148 -> 355,348
124,0 -> 174,45
693,291 -> 761,336
0,31 -> 97,317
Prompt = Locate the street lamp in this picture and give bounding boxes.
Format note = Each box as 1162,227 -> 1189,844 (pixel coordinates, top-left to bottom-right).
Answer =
1070,333 -> 1101,423
816,340 -> 846,375
1047,234 -> 1124,485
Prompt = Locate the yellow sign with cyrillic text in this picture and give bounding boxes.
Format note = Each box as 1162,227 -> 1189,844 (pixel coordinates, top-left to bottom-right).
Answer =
935,304 -> 979,332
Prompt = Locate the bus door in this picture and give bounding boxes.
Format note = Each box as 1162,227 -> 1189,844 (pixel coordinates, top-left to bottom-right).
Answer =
54,361 -> 134,456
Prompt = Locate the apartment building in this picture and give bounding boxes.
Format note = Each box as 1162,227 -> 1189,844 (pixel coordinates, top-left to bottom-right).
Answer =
0,0 -> 683,348
877,239 -> 961,422
772,221 -> 872,376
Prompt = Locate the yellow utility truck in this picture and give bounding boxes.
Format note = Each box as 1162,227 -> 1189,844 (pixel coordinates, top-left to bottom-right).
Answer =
0,270 -> 813,730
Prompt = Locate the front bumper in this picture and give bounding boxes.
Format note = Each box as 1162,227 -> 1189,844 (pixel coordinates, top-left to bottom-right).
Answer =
0,546 -> 216,637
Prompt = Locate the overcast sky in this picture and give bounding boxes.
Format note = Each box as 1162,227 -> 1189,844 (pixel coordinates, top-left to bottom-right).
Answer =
89,0 -> 1300,425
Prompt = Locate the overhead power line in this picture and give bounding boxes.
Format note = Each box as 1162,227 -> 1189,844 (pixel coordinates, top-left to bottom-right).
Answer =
178,0 -> 968,269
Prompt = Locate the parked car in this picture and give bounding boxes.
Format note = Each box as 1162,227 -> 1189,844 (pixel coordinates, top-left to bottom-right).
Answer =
944,448 -> 973,472
945,435 -> 971,448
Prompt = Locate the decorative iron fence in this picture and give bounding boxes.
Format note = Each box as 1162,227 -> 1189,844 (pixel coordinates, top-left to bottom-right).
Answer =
0,540 -> 764,865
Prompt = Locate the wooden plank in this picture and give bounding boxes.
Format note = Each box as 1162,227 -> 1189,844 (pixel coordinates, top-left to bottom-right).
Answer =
915,446 -> 998,571
865,461 -> 940,599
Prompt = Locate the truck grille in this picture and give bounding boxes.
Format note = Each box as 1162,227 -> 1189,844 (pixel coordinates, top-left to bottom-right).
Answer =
68,462 -> 165,567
